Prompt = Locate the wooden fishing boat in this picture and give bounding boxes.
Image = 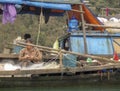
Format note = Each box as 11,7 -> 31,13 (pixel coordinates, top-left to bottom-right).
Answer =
0,0 -> 120,87
0,43 -> 120,86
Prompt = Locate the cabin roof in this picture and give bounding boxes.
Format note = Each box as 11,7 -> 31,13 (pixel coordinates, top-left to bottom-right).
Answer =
0,0 -> 104,31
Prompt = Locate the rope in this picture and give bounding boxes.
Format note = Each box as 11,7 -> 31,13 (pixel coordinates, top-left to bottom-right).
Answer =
36,7 -> 44,45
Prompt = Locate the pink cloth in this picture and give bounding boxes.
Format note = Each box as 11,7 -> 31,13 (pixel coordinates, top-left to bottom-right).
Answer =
2,4 -> 17,24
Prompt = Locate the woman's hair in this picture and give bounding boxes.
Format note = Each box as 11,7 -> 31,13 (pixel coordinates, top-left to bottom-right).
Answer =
24,34 -> 31,40
25,38 -> 33,43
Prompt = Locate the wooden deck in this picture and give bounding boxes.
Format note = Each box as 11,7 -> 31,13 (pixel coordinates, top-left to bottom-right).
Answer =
0,54 -> 18,59
0,62 -> 119,77
0,53 -> 119,79
0,53 -> 57,60
0,53 -> 119,88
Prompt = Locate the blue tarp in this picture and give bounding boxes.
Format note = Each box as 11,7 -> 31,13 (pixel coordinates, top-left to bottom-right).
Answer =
0,0 -> 22,4
0,0 -> 71,10
70,32 -> 115,55
63,54 -> 77,67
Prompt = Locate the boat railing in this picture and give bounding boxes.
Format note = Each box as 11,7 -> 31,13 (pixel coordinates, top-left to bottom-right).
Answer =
16,42 -> 117,67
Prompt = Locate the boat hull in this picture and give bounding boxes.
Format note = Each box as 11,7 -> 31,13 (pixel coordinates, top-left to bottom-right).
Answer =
0,71 -> 120,87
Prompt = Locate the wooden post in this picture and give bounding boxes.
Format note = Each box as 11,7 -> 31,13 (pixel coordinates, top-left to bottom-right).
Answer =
107,71 -> 110,80
59,49 -> 64,79
100,72 -> 103,80
59,49 -> 63,68
80,4 -> 88,54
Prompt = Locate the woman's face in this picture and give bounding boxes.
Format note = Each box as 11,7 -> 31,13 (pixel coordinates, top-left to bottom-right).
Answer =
26,42 -> 32,50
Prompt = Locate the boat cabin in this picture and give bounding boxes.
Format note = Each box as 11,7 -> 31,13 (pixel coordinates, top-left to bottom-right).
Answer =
59,32 -> 120,57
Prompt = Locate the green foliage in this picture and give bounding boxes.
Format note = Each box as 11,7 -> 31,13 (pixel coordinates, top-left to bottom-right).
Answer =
89,0 -> 120,15
0,14 -> 66,52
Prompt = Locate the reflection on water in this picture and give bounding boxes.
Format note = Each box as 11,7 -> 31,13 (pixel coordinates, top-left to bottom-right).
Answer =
0,82 -> 120,91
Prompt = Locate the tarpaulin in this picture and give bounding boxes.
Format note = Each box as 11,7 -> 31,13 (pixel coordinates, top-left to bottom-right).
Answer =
0,0 -> 71,10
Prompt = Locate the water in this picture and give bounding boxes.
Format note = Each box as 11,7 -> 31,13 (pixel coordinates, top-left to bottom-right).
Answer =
0,82 -> 120,91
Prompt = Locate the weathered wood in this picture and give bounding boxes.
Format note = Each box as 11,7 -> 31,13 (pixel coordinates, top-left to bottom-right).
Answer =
85,24 -> 120,29
17,42 -> 117,63
113,40 -> 120,46
29,0 -> 82,4
107,71 -> 110,80
71,9 -> 84,13
0,54 -> 59,60
10,43 -> 58,54
0,54 -> 18,59
0,63 -> 120,76
18,42 -> 58,51
59,50 -> 63,68
3,48 -> 11,54
80,5 -> 88,54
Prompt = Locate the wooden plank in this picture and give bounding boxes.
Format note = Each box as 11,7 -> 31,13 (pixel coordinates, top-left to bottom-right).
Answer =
0,54 -> 18,59
30,0 -> 81,4
0,68 -> 63,75
0,53 -> 59,60
0,63 -> 120,76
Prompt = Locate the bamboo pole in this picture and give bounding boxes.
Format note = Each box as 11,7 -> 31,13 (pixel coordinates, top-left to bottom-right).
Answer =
100,72 -> 103,80
17,42 -> 117,63
59,50 -> 63,68
17,42 -> 58,51
101,8 -> 104,16
10,43 -> 58,54
85,24 -> 120,29
80,4 -> 88,54
107,71 -> 110,80
36,7 -> 44,45
71,9 -> 84,13
61,50 -> 116,63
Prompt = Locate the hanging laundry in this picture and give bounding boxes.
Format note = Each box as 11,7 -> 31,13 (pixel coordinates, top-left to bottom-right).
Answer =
2,4 -> 17,24
53,38 -> 59,49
